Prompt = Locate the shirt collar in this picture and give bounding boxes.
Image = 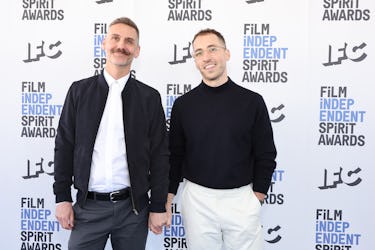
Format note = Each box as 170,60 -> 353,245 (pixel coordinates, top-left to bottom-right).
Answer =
103,69 -> 130,91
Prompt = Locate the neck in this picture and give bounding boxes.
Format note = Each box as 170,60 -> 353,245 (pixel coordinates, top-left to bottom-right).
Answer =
203,75 -> 229,88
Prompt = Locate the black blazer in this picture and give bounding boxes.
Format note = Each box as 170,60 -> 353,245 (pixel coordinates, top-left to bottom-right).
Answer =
53,72 -> 169,213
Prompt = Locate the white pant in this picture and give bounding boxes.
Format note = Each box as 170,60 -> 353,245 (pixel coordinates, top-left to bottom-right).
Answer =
180,180 -> 264,250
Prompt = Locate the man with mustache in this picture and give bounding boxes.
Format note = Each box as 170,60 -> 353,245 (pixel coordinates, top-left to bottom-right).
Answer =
53,17 -> 169,250
166,29 -> 277,250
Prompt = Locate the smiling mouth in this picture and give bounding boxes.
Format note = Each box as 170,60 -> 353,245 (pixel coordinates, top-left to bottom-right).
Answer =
204,64 -> 215,70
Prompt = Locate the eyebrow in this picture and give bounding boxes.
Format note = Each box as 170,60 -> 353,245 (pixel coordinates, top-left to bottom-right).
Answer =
110,34 -> 136,41
194,44 -> 222,51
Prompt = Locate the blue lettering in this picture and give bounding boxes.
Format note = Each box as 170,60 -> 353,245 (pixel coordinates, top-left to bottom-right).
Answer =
20,219 -> 60,232
164,225 -> 185,237
166,107 -> 172,119
171,214 -> 183,225
316,232 -> 361,245
272,169 -> 284,182
243,35 -> 277,47
22,104 -> 63,116
316,221 -> 350,233
22,93 -> 52,104
166,95 -> 178,107
320,110 -> 366,122
320,98 -> 355,110
21,209 -> 51,220
94,46 -> 105,57
243,47 -> 288,59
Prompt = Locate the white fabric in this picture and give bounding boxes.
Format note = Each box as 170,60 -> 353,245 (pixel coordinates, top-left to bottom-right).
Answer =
180,180 -> 264,250
88,70 -> 130,192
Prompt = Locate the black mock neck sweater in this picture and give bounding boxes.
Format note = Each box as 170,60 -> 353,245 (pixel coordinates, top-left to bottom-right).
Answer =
168,78 -> 276,194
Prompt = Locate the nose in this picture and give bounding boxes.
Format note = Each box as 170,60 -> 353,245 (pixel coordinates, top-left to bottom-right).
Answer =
117,41 -> 127,49
202,55 -> 212,63
201,51 -> 212,62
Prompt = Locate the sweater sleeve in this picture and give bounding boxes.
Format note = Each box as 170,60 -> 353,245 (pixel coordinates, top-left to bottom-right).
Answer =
168,98 -> 186,194
251,95 -> 277,194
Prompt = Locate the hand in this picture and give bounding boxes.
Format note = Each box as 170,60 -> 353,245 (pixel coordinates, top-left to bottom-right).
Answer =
55,202 -> 74,230
165,193 -> 175,228
148,212 -> 167,234
254,191 -> 266,203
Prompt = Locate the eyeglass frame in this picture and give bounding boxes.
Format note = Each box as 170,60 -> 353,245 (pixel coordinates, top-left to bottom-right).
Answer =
192,45 -> 227,59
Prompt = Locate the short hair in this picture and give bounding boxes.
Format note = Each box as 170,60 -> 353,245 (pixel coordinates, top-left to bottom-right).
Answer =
192,28 -> 226,47
109,17 -> 139,39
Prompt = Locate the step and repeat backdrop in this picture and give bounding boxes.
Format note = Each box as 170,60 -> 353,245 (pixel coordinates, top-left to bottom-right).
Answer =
1,0 -> 374,249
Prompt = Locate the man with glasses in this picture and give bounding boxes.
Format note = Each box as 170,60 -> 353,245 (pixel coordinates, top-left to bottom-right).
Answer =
166,29 -> 277,250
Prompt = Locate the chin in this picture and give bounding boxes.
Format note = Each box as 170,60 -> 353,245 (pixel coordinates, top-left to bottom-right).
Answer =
204,74 -> 219,81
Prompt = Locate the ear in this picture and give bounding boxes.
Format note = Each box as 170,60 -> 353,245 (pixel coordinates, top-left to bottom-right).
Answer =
134,45 -> 141,58
225,48 -> 230,61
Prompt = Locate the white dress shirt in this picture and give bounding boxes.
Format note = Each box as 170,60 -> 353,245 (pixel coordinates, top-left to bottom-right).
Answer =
88,69 -> 130,192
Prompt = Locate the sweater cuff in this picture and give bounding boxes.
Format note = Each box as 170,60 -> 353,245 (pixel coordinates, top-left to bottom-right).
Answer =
253,181 -> 270,195
149,201 -> 166,213
168,181 -> 179,195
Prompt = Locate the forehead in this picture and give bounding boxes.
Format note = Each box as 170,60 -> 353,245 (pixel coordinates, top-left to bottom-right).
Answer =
108,23 -> 138,39
193,33 -> 223,49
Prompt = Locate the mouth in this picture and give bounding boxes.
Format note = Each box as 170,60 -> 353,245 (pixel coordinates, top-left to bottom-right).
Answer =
204,63 -> 215,70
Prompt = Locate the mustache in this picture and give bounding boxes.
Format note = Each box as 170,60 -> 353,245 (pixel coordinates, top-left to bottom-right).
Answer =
111,48 -> 131,56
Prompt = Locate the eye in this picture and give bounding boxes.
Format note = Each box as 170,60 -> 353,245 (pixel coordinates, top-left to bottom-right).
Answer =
111,35 -> 120,41
125,38 -> 135,45
209,47 -> 218,52
194,50 -> 203,58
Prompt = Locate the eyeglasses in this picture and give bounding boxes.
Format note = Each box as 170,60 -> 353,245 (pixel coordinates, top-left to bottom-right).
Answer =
193,46 -> 226,59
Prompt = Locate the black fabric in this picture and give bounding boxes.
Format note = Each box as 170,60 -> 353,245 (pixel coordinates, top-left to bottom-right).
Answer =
87,188 -> 130,202
53,72 -> 169,213
69,199 -> 148,249
169,78 -> 277,195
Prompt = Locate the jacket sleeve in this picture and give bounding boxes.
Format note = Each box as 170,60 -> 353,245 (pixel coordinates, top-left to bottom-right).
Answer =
148,92 -> 170,212
53,84 -> 76,203
251,95 -> 277,194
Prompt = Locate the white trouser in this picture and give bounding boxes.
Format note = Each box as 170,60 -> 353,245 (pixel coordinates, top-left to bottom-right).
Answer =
180,180 -> 264,250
